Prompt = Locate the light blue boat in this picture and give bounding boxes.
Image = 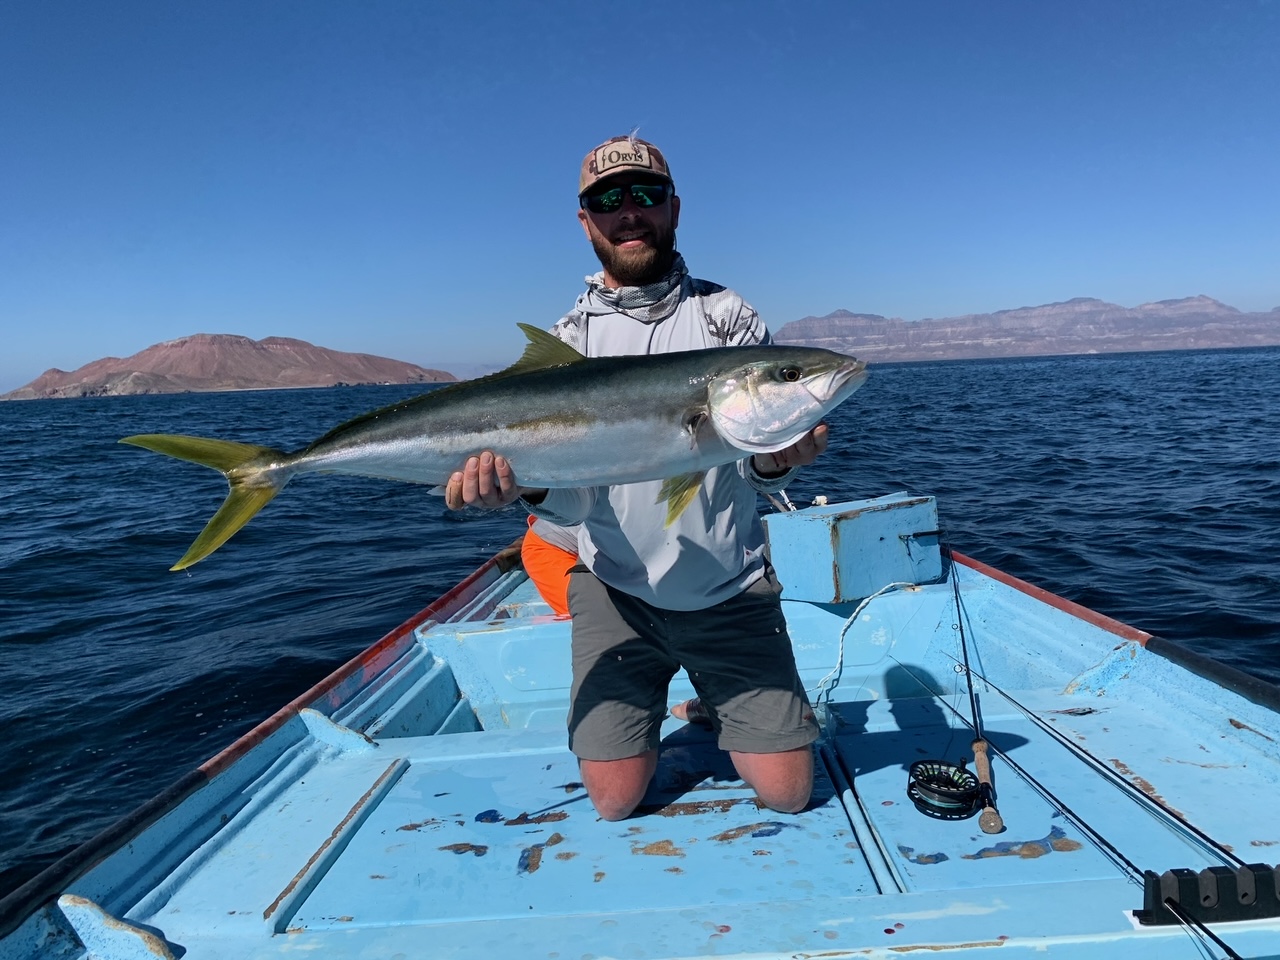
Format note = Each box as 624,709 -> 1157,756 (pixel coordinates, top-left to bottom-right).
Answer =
2,493 -> 1278,959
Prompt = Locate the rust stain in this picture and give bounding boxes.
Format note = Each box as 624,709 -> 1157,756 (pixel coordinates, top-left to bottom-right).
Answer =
964,826 -> 1080,860
898,844 -> 948,865
753,849 -> 772,856
593,871 -> 606,882
520,845 -> 544,874
1107,758 -> 1187,818
506,810 -> 569,826
712,822 -> 775,842
397,818 -> 442,832
516,832 -> 565,875
639,797 -> 766,817
665,866 -> 684,874
439,843 -> 488,857
1164,757 -> 1233,769
555,851 -> 579,860
1229,718 -> 1277,742
631,839 -> 686,857
889,941 -> 1008,953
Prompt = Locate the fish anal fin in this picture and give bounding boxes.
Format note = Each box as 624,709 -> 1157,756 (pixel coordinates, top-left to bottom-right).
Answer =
657,471 -> 706,527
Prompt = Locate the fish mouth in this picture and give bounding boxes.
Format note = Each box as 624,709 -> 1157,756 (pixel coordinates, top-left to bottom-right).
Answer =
808,357 -> 868,404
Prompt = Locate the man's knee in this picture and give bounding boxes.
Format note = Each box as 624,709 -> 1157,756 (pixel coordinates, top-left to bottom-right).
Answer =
731,746 -> 814,814
754,777 -> 812,814
580,751 -> 657,821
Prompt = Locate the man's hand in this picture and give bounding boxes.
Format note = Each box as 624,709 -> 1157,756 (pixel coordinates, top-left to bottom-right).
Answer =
444,451 -> 528,510
752,423 -> 829,477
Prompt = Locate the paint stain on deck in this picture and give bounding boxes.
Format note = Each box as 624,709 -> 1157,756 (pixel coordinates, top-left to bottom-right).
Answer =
1106,759 -> 1187,818
439,843 -> 488,857
506,810 -> 570,826
397,818 -> 442,832
888,938 -> 1008,952
898,844 -> 949,865
517,832 -> 565,874
711,821 -> 795,842
631,839 -> 686,857
637,797 -> 767,817
963,825 -> 1081,860
1229,718 -> 1277,742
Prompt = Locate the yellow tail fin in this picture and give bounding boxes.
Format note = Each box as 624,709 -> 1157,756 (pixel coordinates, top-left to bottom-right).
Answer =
120,434 -> 288,570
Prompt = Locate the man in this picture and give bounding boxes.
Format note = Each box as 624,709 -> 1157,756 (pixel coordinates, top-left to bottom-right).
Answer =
445,135 -> 828,820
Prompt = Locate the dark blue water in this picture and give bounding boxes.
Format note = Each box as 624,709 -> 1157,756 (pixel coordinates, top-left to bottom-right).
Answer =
2,348 -> 1278,897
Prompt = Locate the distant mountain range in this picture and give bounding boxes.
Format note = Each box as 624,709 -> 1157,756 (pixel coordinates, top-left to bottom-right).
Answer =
2,334 -> 456,401
7,295 -> 1280,400
774,296 -> 1280,362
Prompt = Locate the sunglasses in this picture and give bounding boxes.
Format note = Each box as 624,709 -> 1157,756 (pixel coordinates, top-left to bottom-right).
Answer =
579,181 -> 673,215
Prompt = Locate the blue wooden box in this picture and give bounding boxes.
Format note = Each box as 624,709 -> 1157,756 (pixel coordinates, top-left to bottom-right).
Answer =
761,493 -> 943,603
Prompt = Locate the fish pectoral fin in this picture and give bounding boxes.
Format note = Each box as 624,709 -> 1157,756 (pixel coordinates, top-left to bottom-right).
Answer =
656,472 -> 706,526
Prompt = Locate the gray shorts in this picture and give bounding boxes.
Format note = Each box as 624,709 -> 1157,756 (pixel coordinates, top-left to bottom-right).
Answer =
565,568 -> 818,760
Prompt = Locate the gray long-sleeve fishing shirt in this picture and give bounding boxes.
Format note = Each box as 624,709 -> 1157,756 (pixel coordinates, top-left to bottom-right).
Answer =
528,262 -> 798,611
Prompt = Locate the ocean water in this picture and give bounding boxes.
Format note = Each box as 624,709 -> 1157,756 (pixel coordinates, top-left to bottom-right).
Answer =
2,347 -> 1278,897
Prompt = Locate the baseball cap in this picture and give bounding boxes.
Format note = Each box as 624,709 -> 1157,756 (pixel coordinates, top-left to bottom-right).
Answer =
578,135 -> 673,195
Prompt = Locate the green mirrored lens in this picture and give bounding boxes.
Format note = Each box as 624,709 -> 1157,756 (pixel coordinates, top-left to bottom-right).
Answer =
586,187 -> 624,213
630,183 -> 667,207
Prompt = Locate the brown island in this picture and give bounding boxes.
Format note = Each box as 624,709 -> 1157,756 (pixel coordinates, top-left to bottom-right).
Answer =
2,333 -> 456,401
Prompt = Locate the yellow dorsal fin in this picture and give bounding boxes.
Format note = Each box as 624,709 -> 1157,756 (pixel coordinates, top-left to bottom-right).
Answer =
444,324 -> 586,391
503,323 -> 585,374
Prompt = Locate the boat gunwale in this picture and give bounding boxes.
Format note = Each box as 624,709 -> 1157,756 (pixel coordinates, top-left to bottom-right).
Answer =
0,541 -> 523,939
954,551 -> 1280,714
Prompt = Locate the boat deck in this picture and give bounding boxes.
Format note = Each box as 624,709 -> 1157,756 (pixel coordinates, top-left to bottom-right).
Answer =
7,536 -> 1280,960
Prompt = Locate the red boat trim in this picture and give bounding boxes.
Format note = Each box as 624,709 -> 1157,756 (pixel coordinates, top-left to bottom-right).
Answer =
951,550 -> 1152,645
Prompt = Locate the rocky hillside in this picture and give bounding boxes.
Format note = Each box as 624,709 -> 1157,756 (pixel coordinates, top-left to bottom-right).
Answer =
3,334 -> 456,400
775,296 -> 1280,361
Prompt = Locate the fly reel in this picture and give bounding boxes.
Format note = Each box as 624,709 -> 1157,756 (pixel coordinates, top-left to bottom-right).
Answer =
906,759 -> 981,820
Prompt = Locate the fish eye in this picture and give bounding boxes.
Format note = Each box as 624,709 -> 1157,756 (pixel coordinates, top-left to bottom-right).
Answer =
779,367 -> 802,383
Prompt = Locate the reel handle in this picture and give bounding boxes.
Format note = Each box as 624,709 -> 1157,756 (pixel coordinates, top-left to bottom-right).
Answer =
971,738 -> 1005,834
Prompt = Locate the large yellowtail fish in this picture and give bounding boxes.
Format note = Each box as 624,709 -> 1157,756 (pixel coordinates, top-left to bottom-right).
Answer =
122,324 -> 867,569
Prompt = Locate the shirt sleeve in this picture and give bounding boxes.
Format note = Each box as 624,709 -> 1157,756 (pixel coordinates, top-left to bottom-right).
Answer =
741,457 -> 801,494
525,486 -> 597,526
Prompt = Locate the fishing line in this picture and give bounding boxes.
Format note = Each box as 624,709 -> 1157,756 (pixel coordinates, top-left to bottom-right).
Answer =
939,650 -> 1249,871
811,581 -> 918,708
890,654 -> 1251,960
945,549 -> 1004,833
1161,894 -> 1246,960
886,653 -> 1146,880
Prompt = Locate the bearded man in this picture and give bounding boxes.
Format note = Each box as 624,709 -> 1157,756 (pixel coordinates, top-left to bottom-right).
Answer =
446,135 -> 829,820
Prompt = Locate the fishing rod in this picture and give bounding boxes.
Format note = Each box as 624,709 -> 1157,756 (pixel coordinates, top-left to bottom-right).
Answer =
948,548 -> 1005,835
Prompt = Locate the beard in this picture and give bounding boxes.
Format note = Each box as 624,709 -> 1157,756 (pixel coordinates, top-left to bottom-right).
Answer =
590,223 -> 677,287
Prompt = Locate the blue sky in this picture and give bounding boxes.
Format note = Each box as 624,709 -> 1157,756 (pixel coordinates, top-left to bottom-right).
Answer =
2,0 -> 1277,390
